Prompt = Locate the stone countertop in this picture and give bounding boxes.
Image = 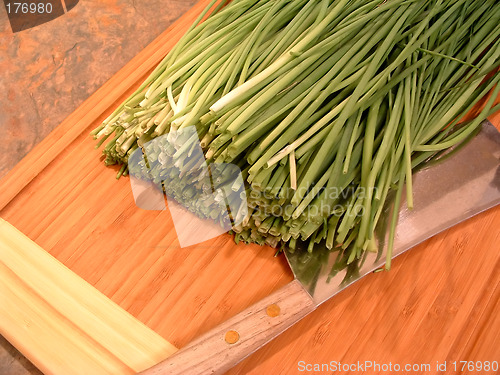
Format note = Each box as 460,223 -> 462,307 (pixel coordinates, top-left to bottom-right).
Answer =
0,0 -> 196,180
0,1 -> 196,373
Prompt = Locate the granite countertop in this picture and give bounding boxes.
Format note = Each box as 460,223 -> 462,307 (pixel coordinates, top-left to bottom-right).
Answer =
0,0 -> 196,180
0,1 -> 195,373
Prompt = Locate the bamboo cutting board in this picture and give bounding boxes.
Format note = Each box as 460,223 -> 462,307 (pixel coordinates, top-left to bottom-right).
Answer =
1,1 -> 499,374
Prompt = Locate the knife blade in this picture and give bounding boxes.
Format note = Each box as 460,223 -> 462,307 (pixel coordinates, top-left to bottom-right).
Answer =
139,121 -> 500,375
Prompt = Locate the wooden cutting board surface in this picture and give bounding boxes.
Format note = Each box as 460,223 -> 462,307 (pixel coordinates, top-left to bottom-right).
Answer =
1,1 -> 499,374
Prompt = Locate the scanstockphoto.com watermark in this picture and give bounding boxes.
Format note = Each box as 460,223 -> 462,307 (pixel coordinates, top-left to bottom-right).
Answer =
297,360 -> 499,373
251,184 -> 379,203
298,361 -> 433,373
247,188 -> 378,219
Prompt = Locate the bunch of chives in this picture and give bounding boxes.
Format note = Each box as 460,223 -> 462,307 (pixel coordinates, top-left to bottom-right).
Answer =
93,0 -> 500,270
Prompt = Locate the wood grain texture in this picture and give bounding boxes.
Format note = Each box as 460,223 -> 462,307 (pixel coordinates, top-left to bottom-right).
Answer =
140,280 -> 315,375
0,219 -> 177,375
0,1 -> 498,374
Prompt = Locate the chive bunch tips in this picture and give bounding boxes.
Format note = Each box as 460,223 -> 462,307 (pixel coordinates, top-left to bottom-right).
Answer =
92,0 -> 500,269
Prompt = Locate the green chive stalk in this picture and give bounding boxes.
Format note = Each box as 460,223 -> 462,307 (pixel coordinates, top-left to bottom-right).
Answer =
93,0 -> 500,272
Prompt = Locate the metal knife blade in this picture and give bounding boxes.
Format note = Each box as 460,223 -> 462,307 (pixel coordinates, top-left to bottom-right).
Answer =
287,120 -> 500,305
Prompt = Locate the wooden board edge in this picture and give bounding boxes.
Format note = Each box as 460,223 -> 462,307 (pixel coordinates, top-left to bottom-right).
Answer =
0,218 -> 177,375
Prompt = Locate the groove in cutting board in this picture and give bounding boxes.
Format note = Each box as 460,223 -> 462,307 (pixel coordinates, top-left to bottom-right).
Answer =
0,218 -> 177,375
